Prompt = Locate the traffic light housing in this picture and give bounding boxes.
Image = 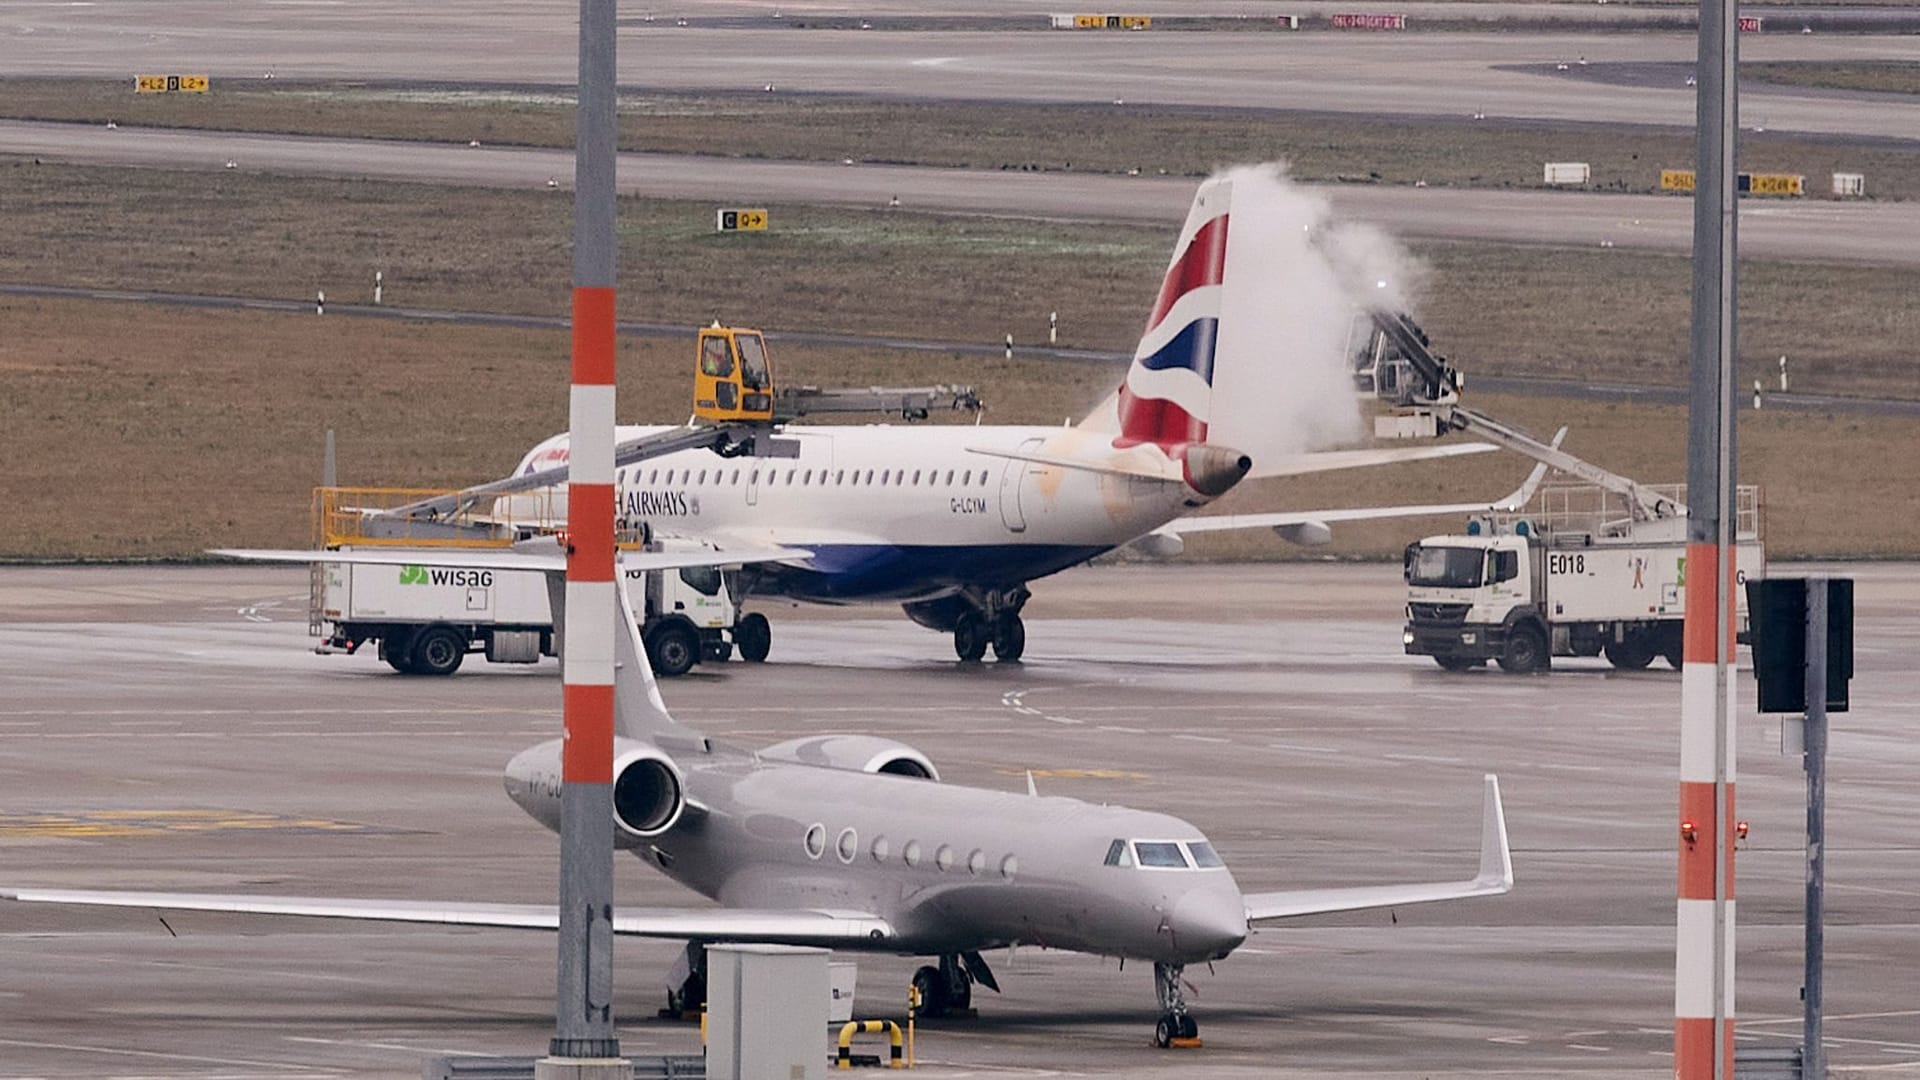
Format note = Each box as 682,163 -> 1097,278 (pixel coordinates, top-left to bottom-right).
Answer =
1746,577 -> 1852,714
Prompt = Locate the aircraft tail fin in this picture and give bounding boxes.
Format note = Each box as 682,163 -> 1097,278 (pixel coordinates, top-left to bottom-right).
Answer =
1088,177 -> 1231,449
543,568 -> 702,747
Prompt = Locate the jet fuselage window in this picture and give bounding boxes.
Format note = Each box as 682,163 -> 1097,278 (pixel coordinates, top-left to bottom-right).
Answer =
804,823 -> 827,859
648,469 -> 659,484
835,470 -> 845,484
1134,841 -> 1190,868
837,827 -> 858,863
935,844 -> 954,871
903,840 -> 922,867
1103,839 -> 1133,867
871,835 -> 890,863
1000,854 -> 1018,880
1186,841 -> 1225,868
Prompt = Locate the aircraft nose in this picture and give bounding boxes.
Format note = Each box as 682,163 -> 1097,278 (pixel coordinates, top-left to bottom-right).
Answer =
1173,886 -> 1248,958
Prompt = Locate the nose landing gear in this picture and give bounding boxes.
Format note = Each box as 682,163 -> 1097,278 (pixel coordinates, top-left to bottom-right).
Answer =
1152,962 -> 1201,1049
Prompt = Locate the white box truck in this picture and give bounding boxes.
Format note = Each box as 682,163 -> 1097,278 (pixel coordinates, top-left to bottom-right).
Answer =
1402,484 -> 1763,674
313,543 -> 742,677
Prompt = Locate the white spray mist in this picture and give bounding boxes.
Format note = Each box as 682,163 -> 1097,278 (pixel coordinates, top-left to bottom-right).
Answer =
1204,163 -> 1426,466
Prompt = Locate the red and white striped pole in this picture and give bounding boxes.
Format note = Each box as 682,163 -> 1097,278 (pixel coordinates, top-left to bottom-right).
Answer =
547,0 -> 622,1065
1679,0 -> 1739,1071
1677,542 -> 1737,1078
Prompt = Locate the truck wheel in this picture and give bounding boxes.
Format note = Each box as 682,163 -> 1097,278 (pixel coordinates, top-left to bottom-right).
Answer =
646,620 -> 700,678
1497,625 -> 1548,674
382,629 -> 418,674
1604,638 -> 1655,670
1435,655 -> 1482,672
410,625 -> 467,676
733,612 -> 771,663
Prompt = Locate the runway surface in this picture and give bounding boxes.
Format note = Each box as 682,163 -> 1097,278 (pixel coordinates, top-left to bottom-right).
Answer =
8,120 -> 1919,265
3,2 -> 1918,138
2,563 -> 1917,1079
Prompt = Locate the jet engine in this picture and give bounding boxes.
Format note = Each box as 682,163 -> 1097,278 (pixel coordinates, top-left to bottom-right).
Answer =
757,734 -> 940,782
612,743 -> 687,842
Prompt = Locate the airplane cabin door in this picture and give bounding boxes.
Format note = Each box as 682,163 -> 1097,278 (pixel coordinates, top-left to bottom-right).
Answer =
999,437 -> 1041,533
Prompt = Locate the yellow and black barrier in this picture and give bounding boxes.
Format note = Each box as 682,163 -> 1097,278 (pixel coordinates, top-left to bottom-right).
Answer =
135,74 -> 208,94
836,1019 -> 906,1069
1660,169 -> 1803,197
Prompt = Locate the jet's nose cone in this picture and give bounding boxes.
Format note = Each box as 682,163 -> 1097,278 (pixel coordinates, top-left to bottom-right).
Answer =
1173,886 -> 1249,959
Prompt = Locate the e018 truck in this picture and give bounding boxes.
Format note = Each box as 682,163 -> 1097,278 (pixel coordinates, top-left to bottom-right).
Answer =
1402,483 -> 1763,674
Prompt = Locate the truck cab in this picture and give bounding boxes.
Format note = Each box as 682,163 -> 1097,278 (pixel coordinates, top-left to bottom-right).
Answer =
1404,530 -> 1544,673
693,325 -> 775,423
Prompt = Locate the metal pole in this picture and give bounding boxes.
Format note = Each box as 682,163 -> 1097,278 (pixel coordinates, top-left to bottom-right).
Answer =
1678,0 -> 1738,1074
545,0 -> 623,1070
1804,578 -> 1828,1080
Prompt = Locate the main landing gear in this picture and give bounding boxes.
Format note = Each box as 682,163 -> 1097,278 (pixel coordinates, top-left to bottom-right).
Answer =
1152,962 -> 1201,1049
910,952 -> 999,1018
903,587 -> 1030,664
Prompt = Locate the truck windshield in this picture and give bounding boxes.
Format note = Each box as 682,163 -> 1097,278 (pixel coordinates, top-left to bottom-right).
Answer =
736,334 -> 770,390
1408,545 -> 1484,589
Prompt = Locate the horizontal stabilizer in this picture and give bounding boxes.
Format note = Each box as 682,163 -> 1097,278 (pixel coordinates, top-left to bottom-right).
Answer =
0,888 -> 894,946
1242,774 -> 1511,923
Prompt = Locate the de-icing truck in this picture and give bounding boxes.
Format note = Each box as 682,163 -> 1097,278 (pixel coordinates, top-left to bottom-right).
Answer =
1401,483 -> 1764,674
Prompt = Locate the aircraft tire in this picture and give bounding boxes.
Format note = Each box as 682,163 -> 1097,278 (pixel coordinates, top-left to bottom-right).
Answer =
1155,1015 -> 1174,1049
953,614 -> 988,663
912,965 -> 948,1017
734,612 -> 771,663
410,625 -> 467,677
990,614 -> 1025,662
646,620 -> 700,678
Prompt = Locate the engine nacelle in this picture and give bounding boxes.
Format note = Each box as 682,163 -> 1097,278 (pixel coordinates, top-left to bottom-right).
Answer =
757,734 -> 939,782
612,742 -> 687,843
502,736 -> 686,847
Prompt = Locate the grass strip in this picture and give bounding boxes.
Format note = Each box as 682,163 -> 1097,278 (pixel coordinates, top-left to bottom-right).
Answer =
1,79 -> 1913,199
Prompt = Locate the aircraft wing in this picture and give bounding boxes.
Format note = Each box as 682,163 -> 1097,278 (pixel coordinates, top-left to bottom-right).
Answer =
1164,458 -> 1550,537
0,888 -> 894,946
1242,775 -> 1512,923
1250,441 -> 1494,479
211,544 -> 807,573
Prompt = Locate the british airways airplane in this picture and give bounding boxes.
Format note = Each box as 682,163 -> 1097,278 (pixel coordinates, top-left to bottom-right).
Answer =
503,174 -> 1501,662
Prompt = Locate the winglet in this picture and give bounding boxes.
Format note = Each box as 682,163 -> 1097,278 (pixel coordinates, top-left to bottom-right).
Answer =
1476,773 -> 1514,892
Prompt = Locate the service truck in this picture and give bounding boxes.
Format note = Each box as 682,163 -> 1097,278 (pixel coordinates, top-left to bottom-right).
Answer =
1402,483 -> 1764,674
313,545 -> 746,678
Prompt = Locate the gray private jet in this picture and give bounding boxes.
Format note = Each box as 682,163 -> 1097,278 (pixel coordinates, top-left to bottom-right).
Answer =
4,546 -> 1512,1048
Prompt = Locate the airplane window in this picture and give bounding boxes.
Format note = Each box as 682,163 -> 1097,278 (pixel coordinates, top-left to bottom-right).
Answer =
837,827 -> 858,863
850,471 -> 861,486
967,849 -> 986,876
903,840 -> 922,867
731,470 -> 740,485
648,469 -> 659,484
912,470 -> 922,485
805,823 -> 826,859
803,469 -> 813,485
1186,841 -> 1225,869
1135,841 -> 1189,868
865,470 -> 875,485
870,836 -> 890,863
979,472 -> 989,487
698,469 -> 707,485
750,469 -> 760,485
786,469 -> 796,485
835,470 -> 845,485
1103,839 -> 1133,867
935,844 -> 954,871
999,854 -> 1018,880
945,470 -> 955,485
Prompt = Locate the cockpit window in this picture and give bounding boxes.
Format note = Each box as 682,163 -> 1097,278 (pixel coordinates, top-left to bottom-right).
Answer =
1103,839 -> 1133,867
1186,841 -> 1224,868
1134,841 -> 1189,868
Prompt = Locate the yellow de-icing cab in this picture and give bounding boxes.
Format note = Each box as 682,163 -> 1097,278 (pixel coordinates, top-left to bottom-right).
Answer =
693,324 -> 776,423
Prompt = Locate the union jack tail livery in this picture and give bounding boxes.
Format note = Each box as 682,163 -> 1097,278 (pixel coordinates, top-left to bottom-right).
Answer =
1113,178 -> 1232,450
